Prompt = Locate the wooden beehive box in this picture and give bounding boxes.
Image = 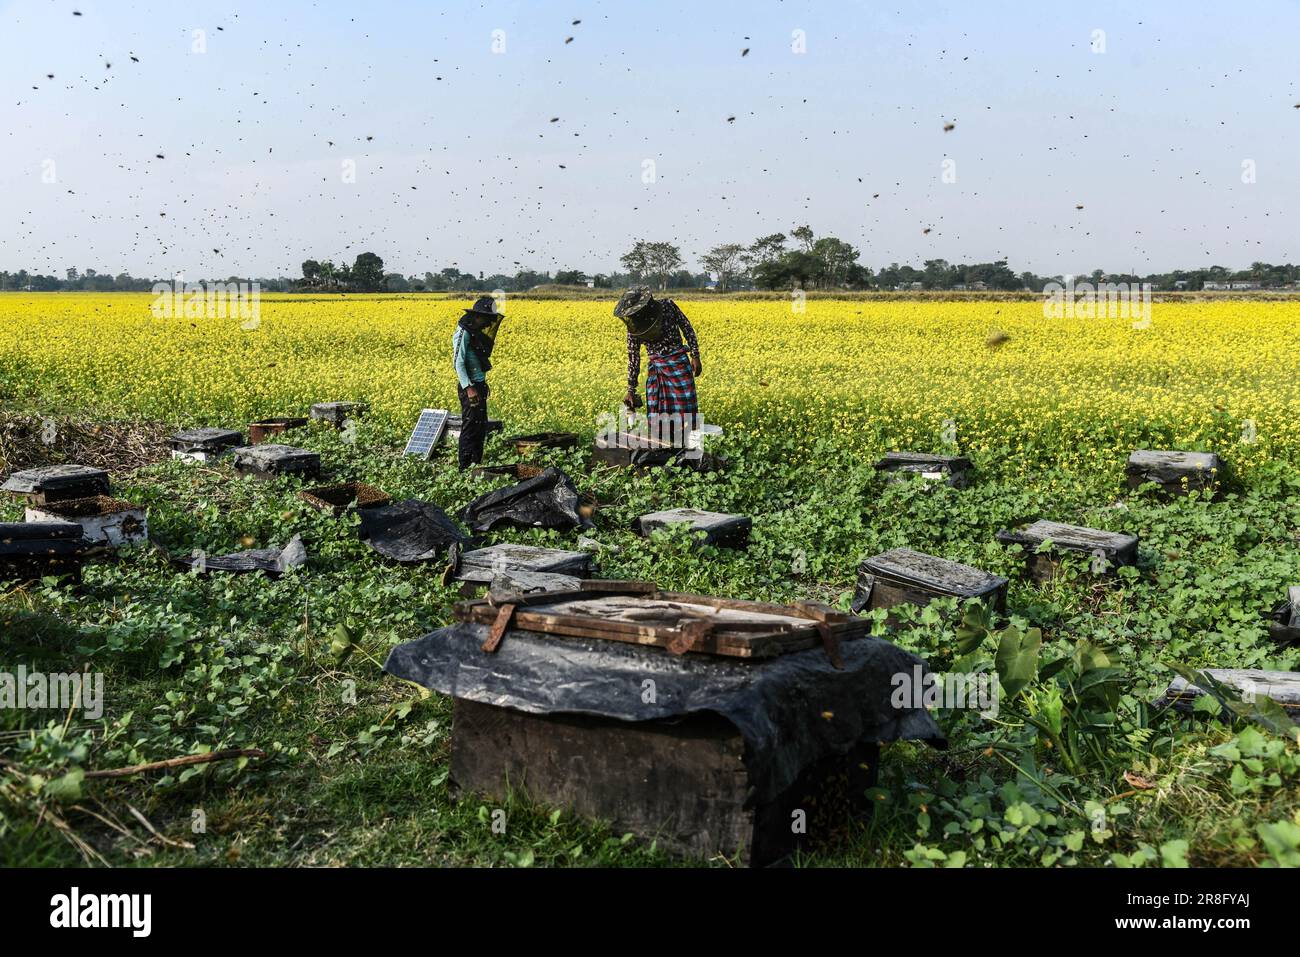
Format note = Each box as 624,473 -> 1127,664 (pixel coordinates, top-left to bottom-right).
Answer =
636,508 -> 752,549
1,465 -> 110,505
247,417 -> 309,445
0,521 -> 92,582
310,401 -> 369,428
1269,587 -> 1300,646
874,451 -> 973,489
852,547 -> 1007,617
507,432 -> 579,457
449,699 -> 878,867
231,444 -> 321,481
453,543 -> 593,595
996,520 -> 1138,582
25,496 -> 147,547
386,586 -> 944,866
1126,450 -> 1221,497
298,481 -> 390,517
168,427 -> 244,462
1160,669 -> 1300,721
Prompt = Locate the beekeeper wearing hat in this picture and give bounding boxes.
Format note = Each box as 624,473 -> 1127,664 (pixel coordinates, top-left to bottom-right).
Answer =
614,286 -> 701,425
452,295 -> 504,470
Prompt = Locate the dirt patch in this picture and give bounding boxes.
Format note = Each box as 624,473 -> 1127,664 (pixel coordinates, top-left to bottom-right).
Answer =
0,413 -> 172,477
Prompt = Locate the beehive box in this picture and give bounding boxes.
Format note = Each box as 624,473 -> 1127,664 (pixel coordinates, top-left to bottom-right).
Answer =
450,699 -> 879,866
1126,450 -> 1221,497
636,508 -> 752,549
470,462 -> 545,481
1269,587 -> 1300,646
1,465 -> 111,505
25,496 -> 147,547
443,415 -> 504,445
1160,669 -> 1300,721
309,401 -> 369,428
168,427 -> 244,463
507,432 -> 579,457
874,451 -> 973,489
996,520 -> 1138,581
851,547 -> 1007,617
455,543 -> 593,583
0,521 -> 91,582
298,481 -> 390,517
247,417 -> 309,445
231,444 -> 321,481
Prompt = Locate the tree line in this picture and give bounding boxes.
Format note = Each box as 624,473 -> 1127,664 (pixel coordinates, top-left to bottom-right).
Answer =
6,237 -> 1300,294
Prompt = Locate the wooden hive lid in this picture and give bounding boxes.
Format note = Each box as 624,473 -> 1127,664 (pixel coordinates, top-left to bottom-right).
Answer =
169,427 -> 244,450
2,464 -> 109,493
232,444 -> 320,468
860,547 -> 1005,596
998,520 -> 1137,555
1127,449 -> 1220,471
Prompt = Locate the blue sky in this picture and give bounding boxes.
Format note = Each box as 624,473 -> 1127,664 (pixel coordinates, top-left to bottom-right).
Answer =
2,0 -> 1297,278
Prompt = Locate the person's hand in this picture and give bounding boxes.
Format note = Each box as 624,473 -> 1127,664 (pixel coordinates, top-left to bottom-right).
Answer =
466,385 -> 480,402
691,355 -> 702,377
623,390 -> 642,410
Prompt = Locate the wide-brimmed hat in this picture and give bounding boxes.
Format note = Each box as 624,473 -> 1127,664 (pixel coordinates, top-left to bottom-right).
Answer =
613,286 -> 654,318
463,295 -> 504,319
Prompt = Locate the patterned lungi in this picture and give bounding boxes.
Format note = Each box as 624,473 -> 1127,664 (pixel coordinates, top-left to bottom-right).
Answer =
645,345 -> 698,416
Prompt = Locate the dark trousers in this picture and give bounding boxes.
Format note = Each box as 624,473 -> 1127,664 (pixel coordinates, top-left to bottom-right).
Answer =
457,380 -> 489,470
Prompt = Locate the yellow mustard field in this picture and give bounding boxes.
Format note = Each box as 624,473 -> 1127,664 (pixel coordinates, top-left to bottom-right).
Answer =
2,292 -> 1299,473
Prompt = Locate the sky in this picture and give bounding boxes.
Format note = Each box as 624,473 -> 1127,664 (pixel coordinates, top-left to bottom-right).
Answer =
2,0 -> 1298,280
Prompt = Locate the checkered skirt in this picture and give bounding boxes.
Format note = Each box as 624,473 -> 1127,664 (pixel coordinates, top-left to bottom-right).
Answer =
645,345 -> 698,415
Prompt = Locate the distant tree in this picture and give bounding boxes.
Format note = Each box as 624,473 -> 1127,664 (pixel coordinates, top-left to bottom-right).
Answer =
384,272 -> 410,292
810,237 -> 860,288
790,224 -> 815,252
301,260 -> 321,285
648,242 -> 683,290
619,240 -> 654,283
554,269 -> 589,285
351,252 -> 385,292
699,243 -> 746,291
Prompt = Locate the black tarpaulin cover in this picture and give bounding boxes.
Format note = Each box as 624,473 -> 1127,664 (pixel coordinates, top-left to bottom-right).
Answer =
384,622 -> 946,805
459,466 -> 585,532
358,499 -> 468,562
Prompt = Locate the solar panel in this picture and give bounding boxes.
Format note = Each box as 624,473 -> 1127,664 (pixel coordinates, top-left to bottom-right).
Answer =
403,408 -> 449,459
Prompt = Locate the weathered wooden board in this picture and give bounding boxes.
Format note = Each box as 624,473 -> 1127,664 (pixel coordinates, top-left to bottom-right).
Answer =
1126,449 -> 1221,495
449,698 -> 878,866
996,520 -> 1138,582
310,401 -> 368,426
2,465 -> 111,504
454,586 -> 865,659
231,443 -> 321,480
874,451 -> 973,488
636,508 -> 752,548
1161,669 -> 1300,718
456,543 -> 592,581
168,427 -> 244,455
852,547 -> 1007,616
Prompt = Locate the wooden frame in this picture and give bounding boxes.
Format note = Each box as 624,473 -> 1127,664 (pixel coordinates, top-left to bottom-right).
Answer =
453,582 -> 866,659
